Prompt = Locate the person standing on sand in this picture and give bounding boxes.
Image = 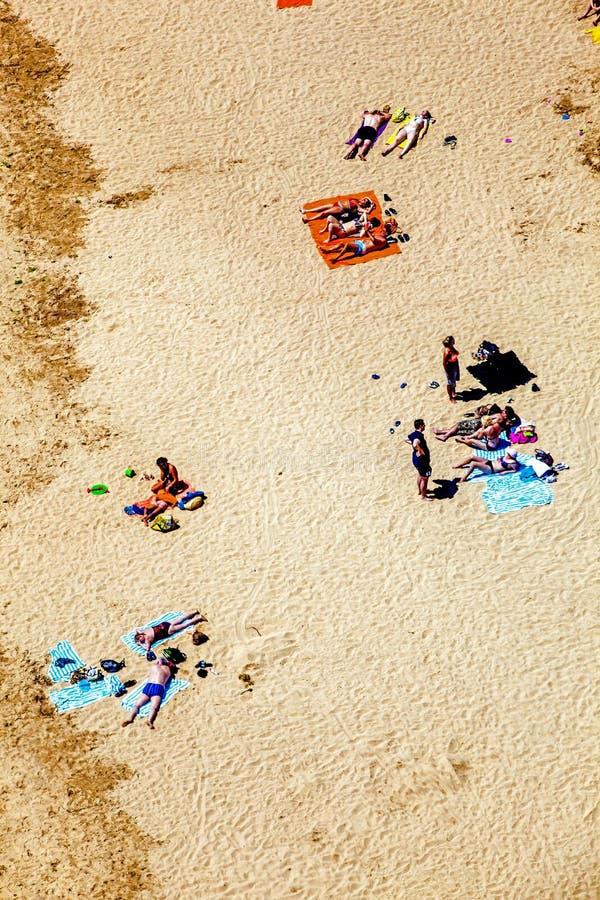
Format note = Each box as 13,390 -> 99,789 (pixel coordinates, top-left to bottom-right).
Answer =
406,419 -> 434,501
121,657 -> 174,730
442,336 -> 460,403
344,107 -> 392,160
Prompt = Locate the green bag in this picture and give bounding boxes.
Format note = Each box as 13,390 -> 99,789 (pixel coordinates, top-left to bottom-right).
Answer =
151,512 -> 178,532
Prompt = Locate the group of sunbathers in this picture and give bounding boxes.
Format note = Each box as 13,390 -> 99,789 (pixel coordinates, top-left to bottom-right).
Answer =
301,196 -> 399,263
121,610 -> 206,729
436,404 -> 525,483
344,106 -> 433,162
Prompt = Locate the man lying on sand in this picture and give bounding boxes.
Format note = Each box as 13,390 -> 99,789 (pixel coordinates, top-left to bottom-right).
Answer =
453,450 -> 520,482
122,657 -> 174,730
382,109 -> 433,160
320,217 -> 398,264
134,610 -> 206,653
344,106 -> 391,160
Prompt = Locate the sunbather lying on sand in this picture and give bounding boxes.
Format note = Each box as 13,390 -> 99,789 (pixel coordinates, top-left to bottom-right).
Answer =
433,406 -> 519,443
453,450 -> 520,482
344,106 -> 391,160
320,218 -> 398,264
455,417 -> 504,451
382,109 -> 433,159
134,610 -> 206,652
578,0 -> 600,24
319,210 -> 380,242
301,196 -> 375,224
121,657 -> 174,730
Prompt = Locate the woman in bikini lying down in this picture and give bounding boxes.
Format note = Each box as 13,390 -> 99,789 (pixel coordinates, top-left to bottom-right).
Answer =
320,218 -> 398,264
300,196 -> 375,224
453,450 -> 520,482
318,208 -> 378,242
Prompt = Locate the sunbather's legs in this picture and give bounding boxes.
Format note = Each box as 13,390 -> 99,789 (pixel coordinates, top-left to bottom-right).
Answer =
381,129 -> 407,156
142,501 -> 168,526
399,132 -> 419,159
433,424 -> 459,441
121,693 -> 150,727
147,695 -> 163,729
358,140 -> 373,161
344,143 -> 360,160
168,611 -> 206,635
455,436 -> 488,450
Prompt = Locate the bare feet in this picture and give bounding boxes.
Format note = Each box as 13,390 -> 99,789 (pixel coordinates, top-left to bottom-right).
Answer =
147,721 -> 155,730
452,464 -> 465,470
421,495 -> 435,501
434,434 -> 448,442
121,717 -> 134,728
459,476 -> 469,483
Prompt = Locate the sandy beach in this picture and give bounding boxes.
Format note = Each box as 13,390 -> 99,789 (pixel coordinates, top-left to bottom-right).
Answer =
1,0 -> 599,897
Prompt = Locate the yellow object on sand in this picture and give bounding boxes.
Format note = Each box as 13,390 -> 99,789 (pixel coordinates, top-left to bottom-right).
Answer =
585,25 -> 600,44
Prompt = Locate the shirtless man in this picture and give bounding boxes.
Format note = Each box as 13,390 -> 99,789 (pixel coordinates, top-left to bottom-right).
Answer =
345,107 -> 391,161
320,218 -> 398,264
152,457 -> 182,497
382,109 -> 433,160
134,610 -> 206,654
453,450 -> 520,483
121,657 -> 174,729
578,0 -> 600,24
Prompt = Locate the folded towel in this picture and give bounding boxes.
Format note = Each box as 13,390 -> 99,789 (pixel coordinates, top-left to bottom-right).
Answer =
120,678 -> 189,717
48,640 -> 86,683
121,611 -> 191,655
49,674 -> 123,712
480,473 -> 554,515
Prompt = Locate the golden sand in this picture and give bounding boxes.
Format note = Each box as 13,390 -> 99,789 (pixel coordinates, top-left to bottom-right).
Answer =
1,0 -> 598,896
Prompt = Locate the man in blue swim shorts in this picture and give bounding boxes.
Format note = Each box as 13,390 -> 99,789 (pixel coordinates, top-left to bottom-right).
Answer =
121,657 -> 174,730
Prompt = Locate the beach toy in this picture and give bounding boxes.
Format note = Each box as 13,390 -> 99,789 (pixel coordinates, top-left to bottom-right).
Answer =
124,468 -> 136,478
371,374 -> 380,380
87,483 -> 109,495
504,138 -> 512,144
400,382 -> 407,389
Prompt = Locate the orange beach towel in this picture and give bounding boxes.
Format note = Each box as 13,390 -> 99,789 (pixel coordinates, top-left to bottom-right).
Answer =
303,191 -> 400,269
277,0 -> 312,7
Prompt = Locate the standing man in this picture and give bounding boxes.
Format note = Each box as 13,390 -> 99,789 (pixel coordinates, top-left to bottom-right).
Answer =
442,336 -> 460,403
406,419 -> 433,501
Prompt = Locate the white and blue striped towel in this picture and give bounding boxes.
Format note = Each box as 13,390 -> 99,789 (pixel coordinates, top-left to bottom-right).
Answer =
120,678 -> 189,717
47,640 -> 86,683
481,472 -> 553,514
474,438 -> 510,460
49,674 -> 123,712
121,611 -> 191,655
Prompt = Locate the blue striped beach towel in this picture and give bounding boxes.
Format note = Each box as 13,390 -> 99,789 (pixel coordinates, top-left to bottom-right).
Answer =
120,678 -> 189,717
474,438 -> 510,460
480,474 -> 553,514
48,640 -> 86,682
465,456 -> 553,514
121,611 -> 192,655
49,674 -> 123,712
